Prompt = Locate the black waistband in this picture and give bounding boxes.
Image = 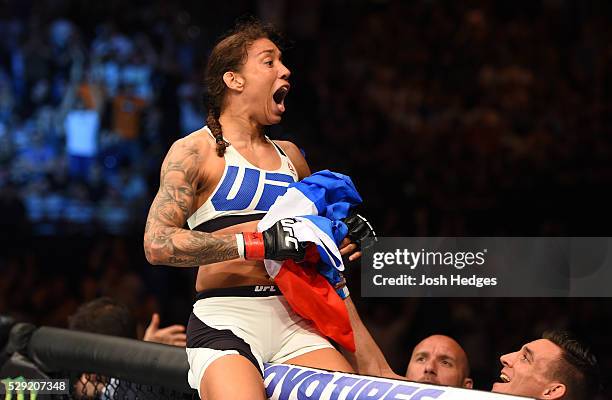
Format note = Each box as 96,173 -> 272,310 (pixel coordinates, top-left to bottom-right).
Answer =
196,285 -> 282,300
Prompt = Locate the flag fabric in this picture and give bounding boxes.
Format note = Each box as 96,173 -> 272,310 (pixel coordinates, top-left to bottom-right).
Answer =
258,170 -> 362,351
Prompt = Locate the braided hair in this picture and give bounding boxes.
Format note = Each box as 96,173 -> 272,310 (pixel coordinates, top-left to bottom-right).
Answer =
206,108 -> 228,157
204,19 -> 281,157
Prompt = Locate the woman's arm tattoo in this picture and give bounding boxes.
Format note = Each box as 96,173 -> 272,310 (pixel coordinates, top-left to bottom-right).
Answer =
144,140 -> 239,267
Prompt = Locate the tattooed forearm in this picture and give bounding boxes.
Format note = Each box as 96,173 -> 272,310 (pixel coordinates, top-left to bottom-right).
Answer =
144,225 -> 239,267
143,138 -> 240,267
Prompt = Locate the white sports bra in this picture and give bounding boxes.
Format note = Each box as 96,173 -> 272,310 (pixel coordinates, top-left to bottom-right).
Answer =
187,126 -> 299,232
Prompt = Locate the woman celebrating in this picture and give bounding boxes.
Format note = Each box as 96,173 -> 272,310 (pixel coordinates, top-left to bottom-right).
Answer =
144,20 -> 389,400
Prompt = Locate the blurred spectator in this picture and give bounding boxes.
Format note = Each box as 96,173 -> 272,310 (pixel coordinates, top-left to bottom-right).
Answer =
63,86 -> 101,181
112,85 -> 147,140
68,297 -> 136,338
405,334 -> 473,388
69,297 -> 186,346
68,297 -> 185,398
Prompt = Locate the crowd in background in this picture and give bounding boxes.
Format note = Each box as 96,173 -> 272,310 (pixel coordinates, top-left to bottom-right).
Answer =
1,0 -> 611,392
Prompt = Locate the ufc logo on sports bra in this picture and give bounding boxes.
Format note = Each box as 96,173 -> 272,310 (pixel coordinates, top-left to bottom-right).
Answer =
211,166 -> 295,211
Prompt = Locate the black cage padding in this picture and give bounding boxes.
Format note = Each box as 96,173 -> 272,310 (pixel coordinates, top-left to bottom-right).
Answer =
25,326 -> 191,393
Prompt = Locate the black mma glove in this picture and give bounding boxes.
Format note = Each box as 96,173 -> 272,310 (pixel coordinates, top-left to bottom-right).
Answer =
239,218 -> 306,261
343,213 -> 378,250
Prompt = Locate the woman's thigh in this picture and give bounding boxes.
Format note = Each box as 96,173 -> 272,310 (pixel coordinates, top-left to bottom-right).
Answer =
282,348 -> 354,373
200,354 -> 266,400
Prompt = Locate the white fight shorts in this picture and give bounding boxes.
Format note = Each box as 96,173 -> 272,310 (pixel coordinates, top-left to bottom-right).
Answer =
186,285 -> 334,394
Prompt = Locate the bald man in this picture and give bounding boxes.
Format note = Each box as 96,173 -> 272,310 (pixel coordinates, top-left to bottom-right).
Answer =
405,334 -> 473,388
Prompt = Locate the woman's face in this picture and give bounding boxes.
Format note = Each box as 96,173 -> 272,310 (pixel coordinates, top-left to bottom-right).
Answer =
236,38 -> 291,125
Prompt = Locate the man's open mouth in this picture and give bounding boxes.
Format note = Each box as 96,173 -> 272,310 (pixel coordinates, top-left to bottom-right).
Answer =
499,372 -> 511,383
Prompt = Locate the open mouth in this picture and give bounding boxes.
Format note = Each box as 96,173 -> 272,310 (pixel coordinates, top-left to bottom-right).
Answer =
273,86 -> 289,104
499,373 -> 511,383
272,85 -> 290,113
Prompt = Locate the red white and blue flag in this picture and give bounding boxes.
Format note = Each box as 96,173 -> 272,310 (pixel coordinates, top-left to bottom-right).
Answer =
258,170 -> 362,352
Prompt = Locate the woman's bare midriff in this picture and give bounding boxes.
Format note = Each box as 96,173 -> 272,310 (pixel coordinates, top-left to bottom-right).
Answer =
195,219 -> 272,292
